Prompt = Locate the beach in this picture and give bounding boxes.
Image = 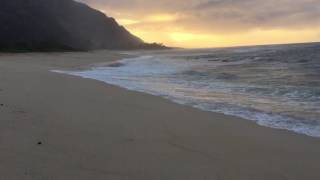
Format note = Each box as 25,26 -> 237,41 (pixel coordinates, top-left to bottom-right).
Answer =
0,51 -> 320,180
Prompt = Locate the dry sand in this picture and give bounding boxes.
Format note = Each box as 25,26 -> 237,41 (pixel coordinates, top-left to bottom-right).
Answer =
0,51 -> 320,180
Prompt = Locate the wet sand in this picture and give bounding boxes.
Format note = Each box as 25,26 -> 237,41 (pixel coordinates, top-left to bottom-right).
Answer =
0,51 -> 320,180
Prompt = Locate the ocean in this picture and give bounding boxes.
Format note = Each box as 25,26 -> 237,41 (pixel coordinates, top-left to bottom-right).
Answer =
55,43 -> 320,137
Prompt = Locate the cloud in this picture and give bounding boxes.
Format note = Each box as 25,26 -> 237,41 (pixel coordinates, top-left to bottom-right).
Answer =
188,0 -> 320,32
77,0 -> 320,47
79,0 -> 320,32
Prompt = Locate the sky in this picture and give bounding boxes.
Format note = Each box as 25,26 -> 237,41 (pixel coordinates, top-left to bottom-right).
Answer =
78,0 -> 320,48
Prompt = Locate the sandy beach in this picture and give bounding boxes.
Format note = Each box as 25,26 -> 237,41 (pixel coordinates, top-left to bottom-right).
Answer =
0,51 -> 320,180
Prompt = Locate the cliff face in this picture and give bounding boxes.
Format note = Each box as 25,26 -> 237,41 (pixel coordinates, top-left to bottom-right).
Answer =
0,0 -> 150,51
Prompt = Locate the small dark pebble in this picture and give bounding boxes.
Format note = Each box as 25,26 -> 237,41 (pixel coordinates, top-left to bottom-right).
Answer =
0,104 -> 4,106
107,62 -> 125,67
126,138 -> 135,142
37,141 -> 42,145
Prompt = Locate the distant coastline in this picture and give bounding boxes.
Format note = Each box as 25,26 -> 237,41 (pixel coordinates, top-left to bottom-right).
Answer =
0,42 -> 170,53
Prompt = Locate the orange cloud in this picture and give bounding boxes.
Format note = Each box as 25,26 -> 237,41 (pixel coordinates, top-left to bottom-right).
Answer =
80,0 -> 320,48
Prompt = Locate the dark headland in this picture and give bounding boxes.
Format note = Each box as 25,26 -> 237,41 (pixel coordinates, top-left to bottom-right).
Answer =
0,0 -> 167,52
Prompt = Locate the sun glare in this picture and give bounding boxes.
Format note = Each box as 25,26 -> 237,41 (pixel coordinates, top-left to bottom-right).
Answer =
117,19 -> 139,25
169,32 -> 197,42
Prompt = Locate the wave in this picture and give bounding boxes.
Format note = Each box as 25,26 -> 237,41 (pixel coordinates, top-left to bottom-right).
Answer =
52,44 -> 320,137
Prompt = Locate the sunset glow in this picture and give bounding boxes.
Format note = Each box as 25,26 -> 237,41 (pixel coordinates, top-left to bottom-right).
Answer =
81,0 -> 320,48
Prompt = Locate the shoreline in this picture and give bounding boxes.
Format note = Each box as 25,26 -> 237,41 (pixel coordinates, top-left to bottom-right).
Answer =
56,70 -> 320,140
57,51 -> 320,139
56,69 -> 320,139
1,51 -> 320,179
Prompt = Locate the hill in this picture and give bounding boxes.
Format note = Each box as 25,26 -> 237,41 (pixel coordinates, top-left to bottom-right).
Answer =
0,0 -> 167,51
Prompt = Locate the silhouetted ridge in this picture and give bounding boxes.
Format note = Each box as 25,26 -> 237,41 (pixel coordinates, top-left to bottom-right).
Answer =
0,0 -> 167,51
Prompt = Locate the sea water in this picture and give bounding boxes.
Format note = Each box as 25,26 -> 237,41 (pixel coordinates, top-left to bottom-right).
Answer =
54,43 -> 320,137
